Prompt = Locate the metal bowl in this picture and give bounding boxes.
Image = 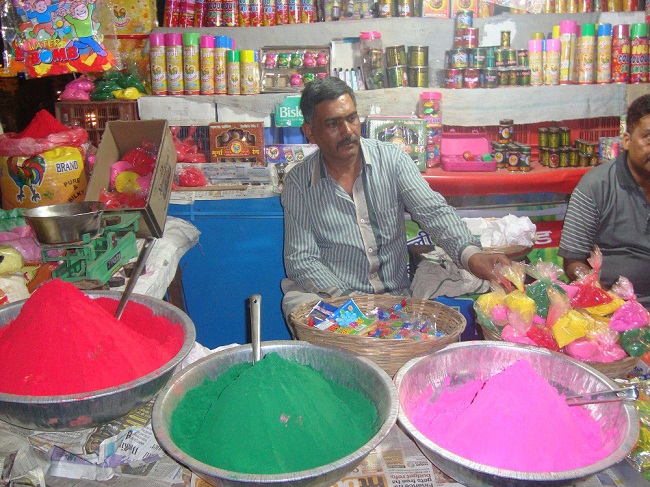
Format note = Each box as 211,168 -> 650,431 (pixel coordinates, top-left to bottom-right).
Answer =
152,340 -> 399,487
23,201 -> 106,244
0,291 -> 196,430
394,341 -> 639,487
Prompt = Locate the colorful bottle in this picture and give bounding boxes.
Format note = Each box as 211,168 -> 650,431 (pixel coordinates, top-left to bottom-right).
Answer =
630,22 -> 648,84
528,38 -> 543,86
240,49 -> 257,95
226,49 -> 241,95
559,20 -> 577,84
577,23 -> 596,84
165,32 -> 184,95
214,35 -> 230,94
545,38 -> 561,85
182,32 -> 201,95
200,35 -> 215,95
596,23 -> 613,84
611,23 -> 630,83
149,33 -> 167,96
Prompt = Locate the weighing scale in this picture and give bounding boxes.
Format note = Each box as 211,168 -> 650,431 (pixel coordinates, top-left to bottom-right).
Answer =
39,213 -> 140,284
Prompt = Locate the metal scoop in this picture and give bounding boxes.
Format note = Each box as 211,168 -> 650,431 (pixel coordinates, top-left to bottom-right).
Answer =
115,237 -> 156,319
250,294 -> 262,365
565,385 -> 639,407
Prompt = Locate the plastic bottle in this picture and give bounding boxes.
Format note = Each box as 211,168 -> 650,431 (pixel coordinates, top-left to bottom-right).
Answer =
630,22 -> 648,84
226,49 -> 241,95
214,35 -> 231,94
545,38 -> 561,85
528,38 -> 543,86
416,92 -> 442,168
559,20 -> 577,84
200,35 -> 215,95
611,23 -> 630,84
360,31 -> 385,90
577,23 -> 596,84
165,32 -> 184,95
596,23 -> 612,84
149,33 -> 167,96
240,49 -> 257,95
182,32 -> 201,95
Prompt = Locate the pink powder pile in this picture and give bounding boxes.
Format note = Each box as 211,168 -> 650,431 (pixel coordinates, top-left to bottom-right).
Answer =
408,359 -> 617,472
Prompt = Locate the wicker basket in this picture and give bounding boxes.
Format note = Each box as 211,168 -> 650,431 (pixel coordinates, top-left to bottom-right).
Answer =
289,295 -> 466,377
476,313 -> 640,380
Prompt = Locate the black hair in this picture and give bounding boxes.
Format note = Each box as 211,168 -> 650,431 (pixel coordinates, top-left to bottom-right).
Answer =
299,77 -> 356,125
626,93 -> 650,134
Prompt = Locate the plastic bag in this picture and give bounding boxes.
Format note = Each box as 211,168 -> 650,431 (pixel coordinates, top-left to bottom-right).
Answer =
610,277 -> 650,332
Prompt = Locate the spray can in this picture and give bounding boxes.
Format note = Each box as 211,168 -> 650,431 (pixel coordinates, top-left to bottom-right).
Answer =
163,0 -> 181,26
182,32 -> 201,95
194,0 -> 207,25
250,0 -> 263,25
214,35 -> 230,95
180,0 -> 197,26
630,22 -> 648,84
226,49 -> 241,95
276,0 -> 289,24
559,20 -> 577,84
165,33 -> 184,95
223,0 -> 238,25
238,0 -> 251,26
262,0 -> 276,24
205,0 -> 223,25
239,50 -> 257,95
577,23 -> 596,84
200,35 -> 215,95
596,23 -> 612,83
545,38 -> 561,85
149,33 -> 167,96
528,39 -> 543,86
611,23 -> 630,83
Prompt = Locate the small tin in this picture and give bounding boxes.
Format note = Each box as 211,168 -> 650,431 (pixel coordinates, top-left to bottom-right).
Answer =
506,143 -> 520,171
559,147 -> 569,167
578,151 -> 590,167
387,65 -> 409,87
518,145 -> 532,171
516,49 -> 529,67
508,68 -> 518,86
584,141 -> 597,156
455,9 -> 473,30
483,67 -> 499,88
463,27 -> 479,49
468,48 -> 486,69
590,154 -> 600,166
538,127 -> 549,148
385,45 -> 407,67
497,67 -> 510,86
548,127 -> 560,149
516,67 -> 531,86
493,142 -> 507,168
559,126 -> 571,147
548,148 -> 560,168
569,147 -> 579,167
408,66 -> 429,87
495,49 -> 508,67
453,30 -> 464,49
445,68 -> 463,89
506,49 -> 517,67
463,68 -> 480,88
408,46 -> 429,67
499,119 -> 514,144
450,49 -> 468,69
539,147 -> 549,166
501,30 -> 511,48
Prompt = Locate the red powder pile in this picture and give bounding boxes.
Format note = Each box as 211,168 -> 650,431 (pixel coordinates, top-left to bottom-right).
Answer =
0,279 -> 186,396
18,109 -> 69,139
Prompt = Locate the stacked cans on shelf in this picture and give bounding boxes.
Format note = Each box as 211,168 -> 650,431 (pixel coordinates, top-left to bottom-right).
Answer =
492,119 -> 533,171
538,127 -> 601,168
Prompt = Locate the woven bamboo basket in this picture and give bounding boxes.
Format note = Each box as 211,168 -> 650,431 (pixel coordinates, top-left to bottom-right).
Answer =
289,295 -> 466,377
475,309 -> 640,379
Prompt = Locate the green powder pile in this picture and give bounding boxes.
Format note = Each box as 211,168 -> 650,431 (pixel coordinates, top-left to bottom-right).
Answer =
169,352 -> 379,474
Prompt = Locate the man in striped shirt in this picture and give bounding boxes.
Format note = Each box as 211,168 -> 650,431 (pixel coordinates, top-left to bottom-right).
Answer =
280,77 -> 510,320
559,94 -> 650,311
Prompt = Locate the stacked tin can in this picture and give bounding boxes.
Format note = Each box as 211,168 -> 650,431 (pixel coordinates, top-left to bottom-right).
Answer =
493,119 -> 532,171
538,126 -> 598,168
416,91 -> 442,168
494,31 -> 531,87
407,46 -> 429,87
385,45 -> 409,87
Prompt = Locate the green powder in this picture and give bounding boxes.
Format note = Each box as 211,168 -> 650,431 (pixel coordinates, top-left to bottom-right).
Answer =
169,352 -> 378,474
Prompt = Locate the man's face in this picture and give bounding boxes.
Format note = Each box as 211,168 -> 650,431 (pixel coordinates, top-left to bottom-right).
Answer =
302,93 -> 361,163
623,113 -> 650,180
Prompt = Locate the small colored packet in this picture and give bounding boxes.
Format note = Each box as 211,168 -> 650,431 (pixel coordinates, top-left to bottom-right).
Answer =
551,309 -> 591,348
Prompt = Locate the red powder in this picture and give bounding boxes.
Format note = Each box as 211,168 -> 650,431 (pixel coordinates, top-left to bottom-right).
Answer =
0,279 -> 185,396
18,109 -> 69,139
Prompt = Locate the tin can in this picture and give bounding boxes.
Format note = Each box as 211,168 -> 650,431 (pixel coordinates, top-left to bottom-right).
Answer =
578,152 -> 590,167
497,67 -> 510,86
453,30 -> 464,49
517,67 -> 531,85
495,49 -> 508,67
463,27 -> 479,49
518,146 -> 531,171
445,68 -> 463,89
386,45 -> 407,67
276,0 -> 289,24
501,30 -> 511,48
493,143 -> 507,168
558,147 -> 569,167
499,119 -> 513,144
548,149 -> 560,168
516,49 -> 529,66
408,46 -> 429,67
450,49 -> 468,69
387,65 -> 409,87
539,147 -> 549,166
538,127 -> 549,148
559,126 -> 571,147
548,127 -> 560,149
611,24 -> 631,84
223,0 -> 238,25
396,0 -> 413,16
584,141 -> 597,156
506,143 -> 520,171
569,147 -> 579,167
261,0 -> 275,24
506,49 -> 517,67
590,154 -> 599,166
463,68 -> 480,88
455,9 -> 473,30
483,67 -> 498,87
238,0 -> 251,26
288,0 -> 301,23
508,68 -> 518,86
468,48 -> 486,69
408,66 -> 429,87
206,0 -> 224,25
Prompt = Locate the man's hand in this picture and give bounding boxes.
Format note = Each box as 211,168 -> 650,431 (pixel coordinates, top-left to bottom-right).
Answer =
467,252 -> 513,281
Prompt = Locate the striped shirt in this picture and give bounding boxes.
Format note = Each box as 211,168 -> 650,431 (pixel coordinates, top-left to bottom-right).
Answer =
559,152 -> 650,310
281,138 -> 480,297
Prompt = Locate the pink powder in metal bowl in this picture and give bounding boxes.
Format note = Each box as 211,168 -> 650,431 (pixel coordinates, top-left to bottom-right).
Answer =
407,359 -> 619,472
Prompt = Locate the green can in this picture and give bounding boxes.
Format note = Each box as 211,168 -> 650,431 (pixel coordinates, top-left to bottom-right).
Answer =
559,147 -> 569,167
495,48 -> 507,67
508,68 -> 517,86
518,145 -> 531,171
538,127 -> 549,148
517,67 -> 531,86
579,151 -> 590,167
559,126 -> 571,147
539,147 -> 549,166
506,143 -> 519,171
493,142 -> 507,168
548,127 -> 560,149
568,147 -> 579,167
497,67 -> 510,86
548,148 -> 560,168
590,154 -> 600,166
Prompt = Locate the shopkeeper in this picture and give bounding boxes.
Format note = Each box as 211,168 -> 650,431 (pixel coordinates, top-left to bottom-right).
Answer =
280,77 -> 511,320
559,93 -> 650,311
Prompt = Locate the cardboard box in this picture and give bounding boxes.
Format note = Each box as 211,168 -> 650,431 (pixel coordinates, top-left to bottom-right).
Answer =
366,116 -> 427,172
423,0 -> 450,18
85,120 -> 177,238
208,122 -> 265,164
451,0 -> 477,18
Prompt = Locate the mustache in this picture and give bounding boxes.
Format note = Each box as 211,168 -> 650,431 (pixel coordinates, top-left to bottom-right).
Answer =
336,135 -> 360,149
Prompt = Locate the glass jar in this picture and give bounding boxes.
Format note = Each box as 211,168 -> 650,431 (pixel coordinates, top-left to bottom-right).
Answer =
360,31 -> 386,90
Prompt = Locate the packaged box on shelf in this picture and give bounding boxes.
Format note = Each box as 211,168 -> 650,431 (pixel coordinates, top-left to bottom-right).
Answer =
260,46 -> 330,93
85,120 -> 176,238
265,144 -> 319,164
208,122 -> 265,164
366,116 -> 427,172
175,162 -> 272,188
423,0 -> 450,17
451,0 -> 478,18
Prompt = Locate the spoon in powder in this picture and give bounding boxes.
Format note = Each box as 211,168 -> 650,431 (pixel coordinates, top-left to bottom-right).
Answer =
250,294 -> 262,365
565,385 -> 639,407
115,237 -> 156,320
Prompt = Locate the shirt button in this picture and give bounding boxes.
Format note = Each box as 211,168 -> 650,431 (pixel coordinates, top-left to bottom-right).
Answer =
370,273 -> 376,279
360,219 -> 366,223
368,248 -> 373,253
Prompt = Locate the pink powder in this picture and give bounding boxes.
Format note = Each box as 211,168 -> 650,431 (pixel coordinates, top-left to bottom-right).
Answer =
408,360 -> 616,472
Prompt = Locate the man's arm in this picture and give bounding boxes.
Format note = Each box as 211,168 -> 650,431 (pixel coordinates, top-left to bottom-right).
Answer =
563,258 -> 592,282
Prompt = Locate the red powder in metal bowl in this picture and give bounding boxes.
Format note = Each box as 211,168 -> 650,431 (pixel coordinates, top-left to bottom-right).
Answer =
0,279 -> 185,396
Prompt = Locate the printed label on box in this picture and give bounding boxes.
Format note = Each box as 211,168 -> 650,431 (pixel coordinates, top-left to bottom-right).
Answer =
208,122 -> 265,164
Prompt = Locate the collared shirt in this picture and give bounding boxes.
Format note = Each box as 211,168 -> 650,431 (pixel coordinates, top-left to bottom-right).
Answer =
281,137 -> 480,298
559,152 -> 650,310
